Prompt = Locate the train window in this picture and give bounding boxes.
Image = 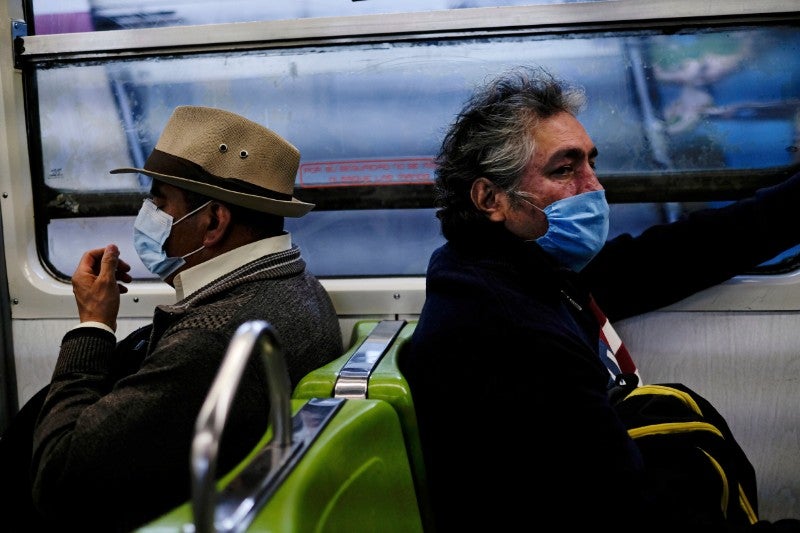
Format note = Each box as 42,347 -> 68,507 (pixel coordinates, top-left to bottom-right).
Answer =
19,4 -> 800,279
30,0 -> 605,35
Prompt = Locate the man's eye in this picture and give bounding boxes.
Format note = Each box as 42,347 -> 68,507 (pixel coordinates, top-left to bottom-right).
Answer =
553,166 -> 573,176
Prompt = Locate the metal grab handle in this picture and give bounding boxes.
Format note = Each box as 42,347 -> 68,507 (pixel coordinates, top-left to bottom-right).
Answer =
190,320 -> 292,533
334,320 -> 406,398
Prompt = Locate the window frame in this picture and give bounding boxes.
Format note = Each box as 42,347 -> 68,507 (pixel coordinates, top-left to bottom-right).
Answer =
8,0 -> 800,315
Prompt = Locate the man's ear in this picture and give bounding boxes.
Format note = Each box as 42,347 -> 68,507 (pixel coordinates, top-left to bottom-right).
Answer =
470,177 -> 508,222
203,202 -> 232,247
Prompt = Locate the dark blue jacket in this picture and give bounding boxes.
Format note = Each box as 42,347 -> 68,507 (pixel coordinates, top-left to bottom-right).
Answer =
401,171 -> 800,531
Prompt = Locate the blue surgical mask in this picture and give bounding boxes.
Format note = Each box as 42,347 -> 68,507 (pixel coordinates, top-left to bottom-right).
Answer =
519,189 -> 609,272
133,199 -> 211,280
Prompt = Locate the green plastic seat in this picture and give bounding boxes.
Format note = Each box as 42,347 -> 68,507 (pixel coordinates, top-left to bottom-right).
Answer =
137,320 -> 424,533
293,319 -> 431,531
139,398 -> 423,532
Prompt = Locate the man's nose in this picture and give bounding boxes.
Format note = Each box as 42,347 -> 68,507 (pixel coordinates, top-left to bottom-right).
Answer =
580,166 -> 603,193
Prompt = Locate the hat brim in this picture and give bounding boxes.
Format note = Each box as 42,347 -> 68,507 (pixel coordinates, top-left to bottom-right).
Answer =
110,167 -> 314,217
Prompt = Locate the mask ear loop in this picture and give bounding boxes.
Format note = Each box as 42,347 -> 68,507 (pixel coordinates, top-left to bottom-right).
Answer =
512,190 -> 547,213
172,201 -> 213,263
180,244 -> 205,261
512,191 -> 552,243
172,200 -> 213,227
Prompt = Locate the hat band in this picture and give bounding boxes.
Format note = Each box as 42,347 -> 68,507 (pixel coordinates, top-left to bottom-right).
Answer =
144,149 -> 293,201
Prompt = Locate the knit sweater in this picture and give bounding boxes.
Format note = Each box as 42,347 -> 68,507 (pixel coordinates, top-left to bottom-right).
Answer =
30,245 -> 342,532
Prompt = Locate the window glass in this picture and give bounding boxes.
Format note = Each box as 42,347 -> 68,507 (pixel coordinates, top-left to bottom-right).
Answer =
34,26 -> 800,278
30,0 -> 606,35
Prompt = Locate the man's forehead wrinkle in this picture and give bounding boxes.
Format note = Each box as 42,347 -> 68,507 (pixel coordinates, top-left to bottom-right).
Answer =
547,145 -> 596,161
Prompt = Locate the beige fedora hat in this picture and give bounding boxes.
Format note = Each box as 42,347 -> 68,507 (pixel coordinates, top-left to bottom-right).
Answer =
111,105 -> 313,217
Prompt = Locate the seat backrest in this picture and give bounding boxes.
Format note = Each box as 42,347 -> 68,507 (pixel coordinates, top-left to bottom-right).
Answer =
293,319 -> 431,530
137,320 -> 424,533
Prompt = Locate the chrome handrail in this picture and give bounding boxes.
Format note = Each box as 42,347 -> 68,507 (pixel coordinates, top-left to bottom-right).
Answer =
333,319 -> 405,398
189,320 -> 292,533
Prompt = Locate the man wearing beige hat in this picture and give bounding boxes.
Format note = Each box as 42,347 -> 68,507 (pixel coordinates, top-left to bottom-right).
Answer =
3,106 -> 342,532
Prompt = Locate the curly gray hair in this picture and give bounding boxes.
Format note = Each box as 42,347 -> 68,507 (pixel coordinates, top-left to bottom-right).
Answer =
434,66 -> 586,241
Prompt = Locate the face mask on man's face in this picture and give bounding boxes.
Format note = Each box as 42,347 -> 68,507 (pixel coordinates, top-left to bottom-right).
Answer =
132,198 -> 210,280
518,189 -> 610,272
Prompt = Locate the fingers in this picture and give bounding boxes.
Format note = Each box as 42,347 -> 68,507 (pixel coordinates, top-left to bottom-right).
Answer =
99,244 -> 120,277
73,244 -> 127,331
74,247 -> 107,278
98,244 -> 133,288
115,258 -> 133,284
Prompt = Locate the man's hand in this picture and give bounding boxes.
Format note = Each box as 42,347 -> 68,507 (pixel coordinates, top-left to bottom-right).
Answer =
72,244 -> 133,332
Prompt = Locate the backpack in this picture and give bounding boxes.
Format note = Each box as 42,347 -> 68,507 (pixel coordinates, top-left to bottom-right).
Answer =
610,378 -> 760,529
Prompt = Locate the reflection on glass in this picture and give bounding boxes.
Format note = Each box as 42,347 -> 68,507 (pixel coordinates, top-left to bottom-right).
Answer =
35,27 -> 800,277
30,0 -> 607,35
647,31 -> 800,170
